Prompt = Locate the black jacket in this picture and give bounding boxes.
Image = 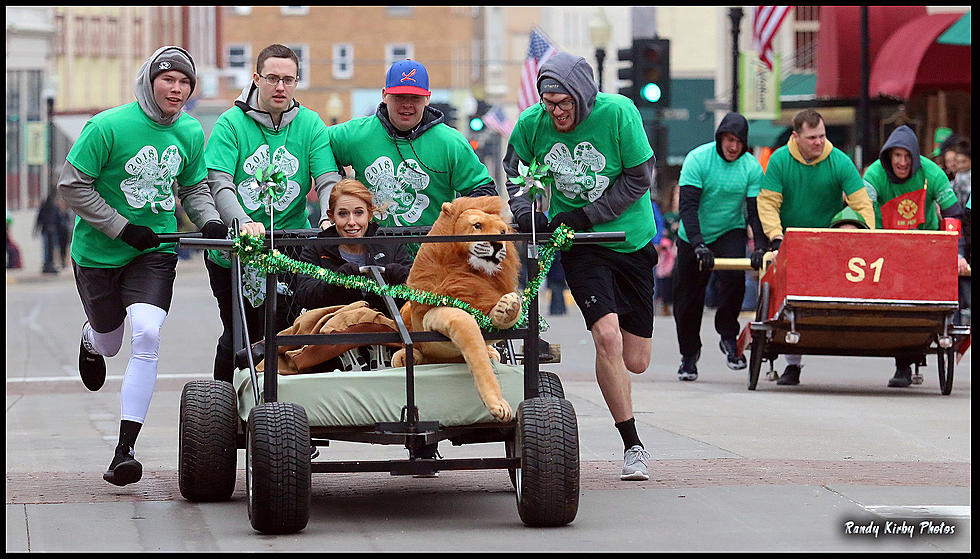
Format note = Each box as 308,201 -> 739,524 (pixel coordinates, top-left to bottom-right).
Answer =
293,222 -> 413,313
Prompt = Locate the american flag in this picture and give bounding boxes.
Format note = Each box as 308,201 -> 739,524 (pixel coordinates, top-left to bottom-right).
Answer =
752,6 -> 791,71
482,106 -> 514,138
518,29 -> 557,112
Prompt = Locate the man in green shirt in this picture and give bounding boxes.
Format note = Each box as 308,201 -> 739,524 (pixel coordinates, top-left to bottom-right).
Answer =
504,51 -> 658,481
863,124 -> 963,387
757,109 -> 876,386
204,43 -> 342,382
327,59 -> 498,228
58,46 -> 226,487
673,112 -> 766,380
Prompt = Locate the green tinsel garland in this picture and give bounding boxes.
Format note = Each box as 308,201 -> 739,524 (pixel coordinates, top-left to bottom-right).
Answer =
231,226 -> 576,332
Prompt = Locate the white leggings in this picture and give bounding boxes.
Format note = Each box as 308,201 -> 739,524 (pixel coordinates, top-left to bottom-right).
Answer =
88,303 -> 168,424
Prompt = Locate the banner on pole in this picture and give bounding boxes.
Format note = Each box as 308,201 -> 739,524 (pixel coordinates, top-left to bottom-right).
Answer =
739,52 -> 781,120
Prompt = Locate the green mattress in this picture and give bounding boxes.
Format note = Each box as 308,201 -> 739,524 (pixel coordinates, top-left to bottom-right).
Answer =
233,361 -> 527,428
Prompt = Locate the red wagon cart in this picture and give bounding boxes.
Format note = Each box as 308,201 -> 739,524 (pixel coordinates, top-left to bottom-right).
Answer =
742,228 -> 970,394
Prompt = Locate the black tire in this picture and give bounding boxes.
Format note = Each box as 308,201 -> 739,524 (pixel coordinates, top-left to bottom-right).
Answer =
514,397 -> 579,527
178,380 -> 239,502
246,402 -> 311,534
937,347 -> 955,396
748,282 -> 770,391
537,370 -> 565,399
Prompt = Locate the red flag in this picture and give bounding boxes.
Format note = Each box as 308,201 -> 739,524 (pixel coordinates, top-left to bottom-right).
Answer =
752,6 -> 791,71
880,187 -> 927,229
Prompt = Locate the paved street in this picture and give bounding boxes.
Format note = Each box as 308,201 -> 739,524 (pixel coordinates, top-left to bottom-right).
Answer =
4,222 -> 971,552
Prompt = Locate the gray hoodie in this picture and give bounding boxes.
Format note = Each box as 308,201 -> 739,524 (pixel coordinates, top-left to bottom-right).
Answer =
208,83 -> 343,227
878,125 -> 922,185
58,46 -> 220,239
503,51 -> 655,225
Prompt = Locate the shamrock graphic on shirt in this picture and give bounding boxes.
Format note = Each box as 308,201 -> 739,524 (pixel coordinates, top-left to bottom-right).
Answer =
363,156 -> 430,225
120,145 -> 181,213
238,145 -> 301,214
543,142 -> 609,203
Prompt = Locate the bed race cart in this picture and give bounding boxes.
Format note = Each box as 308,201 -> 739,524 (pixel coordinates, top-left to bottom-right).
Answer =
171,226 -> 623,535
737,228 -> 970,394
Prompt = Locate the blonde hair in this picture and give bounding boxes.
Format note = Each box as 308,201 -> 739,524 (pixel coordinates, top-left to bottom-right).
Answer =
327,178 -> 378,219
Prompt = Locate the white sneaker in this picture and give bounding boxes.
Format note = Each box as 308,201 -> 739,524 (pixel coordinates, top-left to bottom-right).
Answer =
621,445 -> 651,481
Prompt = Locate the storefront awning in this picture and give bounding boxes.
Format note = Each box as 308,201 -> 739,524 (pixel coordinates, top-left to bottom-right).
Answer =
870,12 -> 972,100
938,10 -> 970,45
52,114 -> 93,142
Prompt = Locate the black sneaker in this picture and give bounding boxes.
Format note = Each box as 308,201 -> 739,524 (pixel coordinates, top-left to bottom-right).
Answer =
719,338 -> 747,370
103,445 -> 143,486
677,352 -> 699,381
79,323 -> 106,392
776,364 -> 802,385
887,365 -> 913,388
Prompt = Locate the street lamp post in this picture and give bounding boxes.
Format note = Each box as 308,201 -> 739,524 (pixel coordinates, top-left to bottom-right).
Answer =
729,7 -> 744,113
588,10 -> 612,92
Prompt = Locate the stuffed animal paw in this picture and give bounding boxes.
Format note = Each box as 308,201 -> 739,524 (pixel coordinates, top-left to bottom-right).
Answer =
391,347 -> 424,367
490,291 -> 522,329
483,393 -> 513,422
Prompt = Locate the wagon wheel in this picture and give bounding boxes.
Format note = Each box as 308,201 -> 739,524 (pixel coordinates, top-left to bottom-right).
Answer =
936,347 -> 955,396
514,397 -> 579,526
246,402 -> 312,534
178,380 -> 239,502
505,371 -> 566,489
748,282 -> 770,391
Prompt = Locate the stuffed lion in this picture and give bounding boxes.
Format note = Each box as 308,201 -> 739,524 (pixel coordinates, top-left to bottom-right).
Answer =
391,196 -> 521,422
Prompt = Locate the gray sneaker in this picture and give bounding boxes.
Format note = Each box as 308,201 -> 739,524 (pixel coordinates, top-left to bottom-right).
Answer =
621,445 -> 651,481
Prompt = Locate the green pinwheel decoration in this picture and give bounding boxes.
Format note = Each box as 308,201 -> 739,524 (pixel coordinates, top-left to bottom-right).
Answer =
253,163 -> 287,214
510,158 -> 555,257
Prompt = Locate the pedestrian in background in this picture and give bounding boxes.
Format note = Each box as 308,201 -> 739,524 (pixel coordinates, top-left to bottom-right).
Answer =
951,139 -> 971,206
34,192 -> 66,274
505,51 -> 658,481
757,109 -> 875,386
58,46 -> 227,487
203,43 -> 342,383
6,209 -> 23,269
672,112 -> 766,380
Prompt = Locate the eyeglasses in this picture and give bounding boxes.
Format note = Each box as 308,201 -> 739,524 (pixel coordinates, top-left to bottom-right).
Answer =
540,98 -> 574,113
258,74 -> 298,87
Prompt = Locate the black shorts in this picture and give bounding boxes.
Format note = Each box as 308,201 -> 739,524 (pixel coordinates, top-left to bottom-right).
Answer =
72,252 -> 178,333
561,242 -> 657,338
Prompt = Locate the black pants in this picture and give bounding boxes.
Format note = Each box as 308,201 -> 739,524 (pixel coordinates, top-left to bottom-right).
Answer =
205,254 -> 298,382
672,229 -> 747,359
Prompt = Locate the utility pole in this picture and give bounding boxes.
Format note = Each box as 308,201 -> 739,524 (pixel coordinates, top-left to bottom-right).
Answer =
858,7 -> 872,170
729,7 -> 744,113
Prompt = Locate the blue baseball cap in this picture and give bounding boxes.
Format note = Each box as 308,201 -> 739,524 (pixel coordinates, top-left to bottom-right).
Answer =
384,59 -> 430,96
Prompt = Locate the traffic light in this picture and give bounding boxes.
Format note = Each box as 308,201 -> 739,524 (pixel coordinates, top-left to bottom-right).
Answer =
430,102 -> 458,129
616,44 -> 636,102
468,100 -> 491,133
633,38 -> 670,107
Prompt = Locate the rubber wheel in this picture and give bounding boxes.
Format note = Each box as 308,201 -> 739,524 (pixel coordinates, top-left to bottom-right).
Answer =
748,282 -> 770,391
537,370 -> 565,399
514,397 -> 579,526
937,347 -> 955,396
246,402 -> 311,534
178,380 -> 239,502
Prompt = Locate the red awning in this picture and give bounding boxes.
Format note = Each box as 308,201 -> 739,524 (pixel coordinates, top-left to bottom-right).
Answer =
815,6 -> 928,99
870,12 -> 972,99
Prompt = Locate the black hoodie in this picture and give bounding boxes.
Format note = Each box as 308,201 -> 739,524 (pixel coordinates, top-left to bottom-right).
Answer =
878,125 -> 922,185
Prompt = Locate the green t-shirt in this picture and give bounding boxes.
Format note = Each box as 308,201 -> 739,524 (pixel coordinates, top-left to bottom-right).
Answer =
863,156 -> 958,230
66,102 -> 208,268
508,93 -> 657,252
328,115 -> 493,227
761,145 -> 864,229
677,142 -> 763,244
204,104 -> 337,267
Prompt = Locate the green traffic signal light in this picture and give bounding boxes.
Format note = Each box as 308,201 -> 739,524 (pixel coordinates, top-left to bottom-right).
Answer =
469,117 -> 484,132
640,83 -> 662,103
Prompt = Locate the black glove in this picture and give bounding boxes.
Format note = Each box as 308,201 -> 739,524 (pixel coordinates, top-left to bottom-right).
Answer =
770,237 -> 782,251
750,248 -> 767,271
693,242 -> 714,272
200,220 -> 228,239
515,211 -> 549,233
547,208 -> 592,232
336,262 -> 362,276
119,223 -> 160,251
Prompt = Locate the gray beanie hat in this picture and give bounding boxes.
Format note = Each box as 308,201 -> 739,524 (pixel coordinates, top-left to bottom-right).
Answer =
149,49 -> 197,93
538,77 -> 569,96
